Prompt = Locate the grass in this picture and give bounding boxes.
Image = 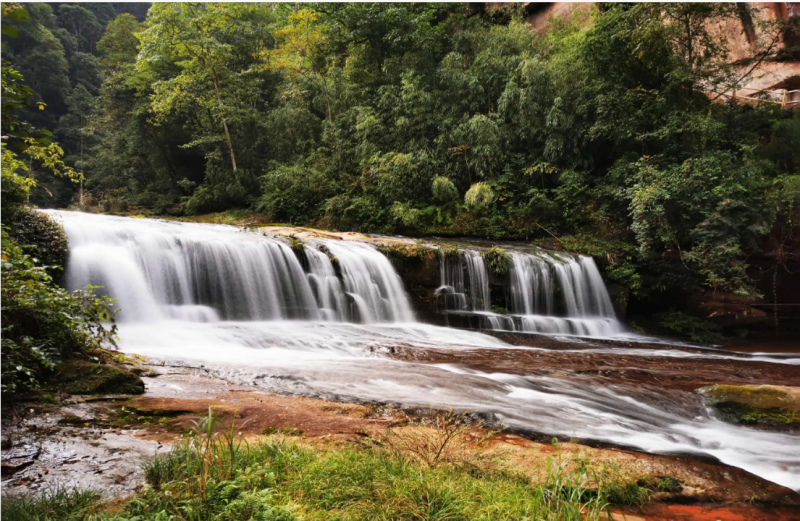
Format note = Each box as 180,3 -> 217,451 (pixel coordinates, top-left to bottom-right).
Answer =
2,411 -> 652,521
0,489 -> 101,521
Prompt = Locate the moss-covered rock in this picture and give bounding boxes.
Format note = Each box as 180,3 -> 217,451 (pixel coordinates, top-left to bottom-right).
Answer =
55,360 -> 145,395
699,384 -> 800,426
378,244 -> 430,269
481,246 -> 511,277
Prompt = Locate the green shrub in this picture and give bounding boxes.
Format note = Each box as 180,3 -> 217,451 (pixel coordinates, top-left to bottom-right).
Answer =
432,176 -> 459,204
4,207 -> 68,282
1,228 -> 118,394
439,246 -> 461,260
481,246 -> 512,277
378,244 -> 428,269
464,182 -> 494,211
653,310 -> 723,343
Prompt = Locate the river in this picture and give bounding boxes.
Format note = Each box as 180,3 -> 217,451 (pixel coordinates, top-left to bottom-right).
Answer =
45,210 -> 800,491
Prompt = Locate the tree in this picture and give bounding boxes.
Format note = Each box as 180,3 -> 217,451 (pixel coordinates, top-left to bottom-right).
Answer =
138,3 -> 274,173
262,8 -> 332,121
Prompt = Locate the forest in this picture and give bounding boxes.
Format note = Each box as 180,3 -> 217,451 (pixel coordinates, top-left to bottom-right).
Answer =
4,4 -> 800,519
2,2 -> 799,317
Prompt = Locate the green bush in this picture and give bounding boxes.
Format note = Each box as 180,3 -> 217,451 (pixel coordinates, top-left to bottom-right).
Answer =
378,244 -> 428,269
432,176 -> 459,204
1,228 -> 118,394
481,246 -> 512,277
4,207 -> 68,282
652,310 -> 723,343
464,182 -> 494,211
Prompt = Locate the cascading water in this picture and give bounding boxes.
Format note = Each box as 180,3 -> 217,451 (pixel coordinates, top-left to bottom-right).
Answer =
511,252 -> 625,337
47,210 -> 414,324
43,211 -> 800,491
437,247 -> 626,337
304,240 -> 414,323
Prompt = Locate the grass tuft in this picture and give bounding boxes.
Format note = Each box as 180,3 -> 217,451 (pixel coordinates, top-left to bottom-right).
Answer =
1,489 -> 101,521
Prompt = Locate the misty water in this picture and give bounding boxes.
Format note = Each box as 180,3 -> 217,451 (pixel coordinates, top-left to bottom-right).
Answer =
46,210 -> 800,491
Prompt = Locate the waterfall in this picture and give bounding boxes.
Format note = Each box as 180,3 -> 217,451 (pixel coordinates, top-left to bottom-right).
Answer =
439,247 -> 625,338
49,210 -> 622,337
465,252 -> 491,312
304,240 -> 415,323
509,252 -> 554,316
434,252 -> 468,312
46,211 -> 414,324
513,253 -> 624,336
435,250 -> 491,313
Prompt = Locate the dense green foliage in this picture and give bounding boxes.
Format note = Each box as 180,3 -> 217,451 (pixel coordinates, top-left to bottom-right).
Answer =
5,3 -> 800,303
482,246 -> 512,277
1,3 -> 119,394
1,2 -> 149,206
1,227 -> 118,393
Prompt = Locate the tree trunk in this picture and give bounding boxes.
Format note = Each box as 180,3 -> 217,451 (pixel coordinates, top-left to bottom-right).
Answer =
209,62 -> 238,172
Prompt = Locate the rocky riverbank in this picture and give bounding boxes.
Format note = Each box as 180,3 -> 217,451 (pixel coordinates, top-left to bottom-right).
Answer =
3,353 -> 799,520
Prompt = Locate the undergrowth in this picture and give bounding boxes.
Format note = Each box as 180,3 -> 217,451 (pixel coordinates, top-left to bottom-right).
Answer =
0,489 -> 101,521
2,411 -> 651,520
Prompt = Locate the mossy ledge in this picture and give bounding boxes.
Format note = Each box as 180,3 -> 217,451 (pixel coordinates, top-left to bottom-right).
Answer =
699,384 -> 800,426
377,244 -> 432,268
53,360 -> 145,396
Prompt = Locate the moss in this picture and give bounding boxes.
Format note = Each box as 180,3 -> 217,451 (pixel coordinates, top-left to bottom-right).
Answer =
286,234 -> 305,253
262,427 -> 304,436
54,360 -> 145,395
637,475 -> 683,493
378,244 -> 428,268
700,384 -> 800,425
111,407 -> 177,428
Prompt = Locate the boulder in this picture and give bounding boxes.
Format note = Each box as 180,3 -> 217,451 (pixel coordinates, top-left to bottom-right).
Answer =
699,384 -> 800,426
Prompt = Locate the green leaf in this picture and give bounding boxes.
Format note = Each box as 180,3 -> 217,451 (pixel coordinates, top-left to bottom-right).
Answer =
7,7 -> 29,22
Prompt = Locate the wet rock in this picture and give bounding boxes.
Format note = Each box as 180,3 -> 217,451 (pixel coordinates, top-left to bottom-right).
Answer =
1,445 -> 41,477
699,384 -> 800,426
55,361 -> 145,395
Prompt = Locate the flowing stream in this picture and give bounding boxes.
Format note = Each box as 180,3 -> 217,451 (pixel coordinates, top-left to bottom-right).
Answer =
45,211 -> 800,491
